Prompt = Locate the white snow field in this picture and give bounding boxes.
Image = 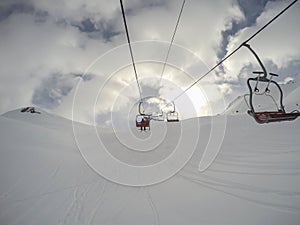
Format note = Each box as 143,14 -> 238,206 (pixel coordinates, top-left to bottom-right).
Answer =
1,83 -> 300,225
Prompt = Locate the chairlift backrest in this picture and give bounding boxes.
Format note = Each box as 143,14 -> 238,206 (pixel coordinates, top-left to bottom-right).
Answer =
166,101 -> 179,122
136,114 -> 150,128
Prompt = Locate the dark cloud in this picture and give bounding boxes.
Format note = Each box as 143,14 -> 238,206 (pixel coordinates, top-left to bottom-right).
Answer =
0,2 -> 34,21
73,73 -> 95,81
140,81 -> 160,97
217,0 -> 279,63
266,59 -> 300,84
76,18 -> 96,33
95,110 -> 113,128
32,73 -> 82,109
72,18 -> 120,41
239,59 -> 300,82
0,1 -> 119,42
237,0 -> 276,24
125,0 -> 168,16
0,1 -> 48,23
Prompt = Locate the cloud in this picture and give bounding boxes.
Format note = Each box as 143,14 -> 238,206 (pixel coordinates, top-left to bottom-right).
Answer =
0,0 -> 299,125
32,72 -> 88,109
0,2 -> 112,114
217,0 -> 281,60
0,1 -> 35,22
224,0 -> 300,71
215,0 -> 300,104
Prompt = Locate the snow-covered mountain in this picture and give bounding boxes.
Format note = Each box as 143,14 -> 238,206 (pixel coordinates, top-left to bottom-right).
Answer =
284,83 -> 300,112
223,94 -> 250,115
224,79 -> 300,115
1,92 -> 300,225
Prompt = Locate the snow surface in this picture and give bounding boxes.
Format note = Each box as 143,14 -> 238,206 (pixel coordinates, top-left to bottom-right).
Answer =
1,82 -> 300,225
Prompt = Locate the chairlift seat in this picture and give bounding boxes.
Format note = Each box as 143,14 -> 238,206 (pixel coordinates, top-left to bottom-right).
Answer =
136,120 -> 150,127
166,112 -> 179,122
167,119 -> 179,122
249,110 -> 300,123
167,118 -> 179,122
135,114 -> 150,128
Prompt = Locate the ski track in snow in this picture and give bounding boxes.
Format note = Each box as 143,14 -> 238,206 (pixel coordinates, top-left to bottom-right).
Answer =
145,188 -> 160,225
60,182 -> 95,225
85,181 -> 107,225
219,149 -> 300,158
12,194 -> 46,225
60,186 -> 80,225
209,168 -> 300,176
215,158 -> 300,169
1,94 -> 300,225
0,177 -> 24,201
108,185 -> 140,225
202,173 -> 300,197
61,183 -> 99,225
9,180 -> 98,204
179,173 -> 300,214
50,163 -> 61,179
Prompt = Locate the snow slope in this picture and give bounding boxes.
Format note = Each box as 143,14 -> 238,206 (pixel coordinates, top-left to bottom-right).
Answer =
1,105 -> 300,225
284,85 -> 300,112
223,94 -> 250,115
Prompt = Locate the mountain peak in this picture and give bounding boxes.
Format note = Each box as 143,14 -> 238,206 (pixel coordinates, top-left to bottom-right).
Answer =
1,106 -> 72,130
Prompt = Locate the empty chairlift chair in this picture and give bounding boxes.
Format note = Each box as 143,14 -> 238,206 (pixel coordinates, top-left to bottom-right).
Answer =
243,43 -> 300,124
166,101 -> 179,122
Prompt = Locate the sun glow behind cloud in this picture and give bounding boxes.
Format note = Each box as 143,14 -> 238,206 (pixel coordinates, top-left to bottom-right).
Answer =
0,0 -> 299,125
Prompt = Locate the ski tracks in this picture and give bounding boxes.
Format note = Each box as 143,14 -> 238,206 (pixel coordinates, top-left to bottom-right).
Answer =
0,177 -> 23,201
60,183 -> 92,225
179,173 -> 300,214
50,163 -> 61,179
85,181 -> 107,225
145,188 -> 160,225
58,180 -> 108,225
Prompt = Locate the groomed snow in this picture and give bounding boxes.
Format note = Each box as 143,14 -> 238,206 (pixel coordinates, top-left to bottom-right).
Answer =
1,86 -> 300,225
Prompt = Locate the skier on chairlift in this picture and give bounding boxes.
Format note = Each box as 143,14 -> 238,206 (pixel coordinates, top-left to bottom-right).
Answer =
141,117 -> 146,131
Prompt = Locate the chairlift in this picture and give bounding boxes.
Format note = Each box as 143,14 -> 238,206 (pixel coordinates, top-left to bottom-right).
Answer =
243,43 -> 300,124
135,101 -> 151,130
166,101 -> 179,122
136,114 -> 150,130
151,110 -> 164,121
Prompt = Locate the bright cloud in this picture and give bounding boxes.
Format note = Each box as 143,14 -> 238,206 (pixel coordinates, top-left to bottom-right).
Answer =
0,0 -> 299,125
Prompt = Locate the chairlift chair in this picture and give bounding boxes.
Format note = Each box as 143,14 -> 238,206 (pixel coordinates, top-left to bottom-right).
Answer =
151,110 -> 164,121
167,111 -> 179,122
166,101 -> 179,122
244,43 -> 300,124
136,114 -> 150,130
135,101 -> 151,130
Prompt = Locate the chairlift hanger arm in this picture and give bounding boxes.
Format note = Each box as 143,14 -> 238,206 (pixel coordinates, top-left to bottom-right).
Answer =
253,71 -> 264,75
243,43 -> 267,79
244,42 -> 285,112
169,101 -> 176,113
138,101 -> 144,115
269,73 -> 279,77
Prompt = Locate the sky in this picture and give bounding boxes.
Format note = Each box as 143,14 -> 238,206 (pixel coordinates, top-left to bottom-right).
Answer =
0,0 -> 299,126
